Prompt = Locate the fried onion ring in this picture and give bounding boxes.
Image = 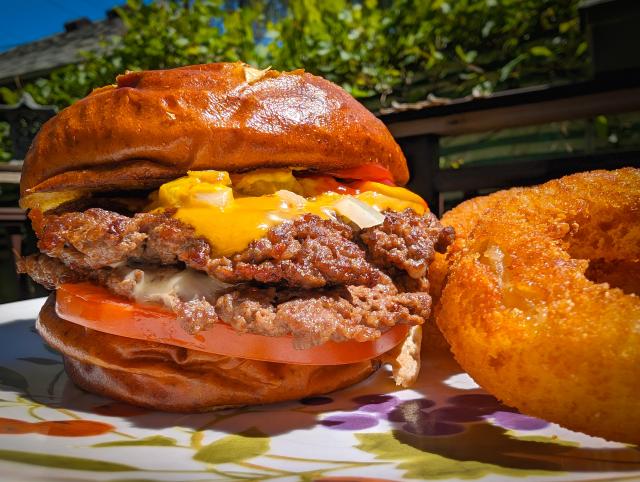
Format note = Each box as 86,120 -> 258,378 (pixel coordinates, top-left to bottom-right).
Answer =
435,168 -> 640,444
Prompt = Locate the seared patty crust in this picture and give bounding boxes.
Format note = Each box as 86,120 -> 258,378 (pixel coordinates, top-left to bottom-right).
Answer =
20,207 -> 453,347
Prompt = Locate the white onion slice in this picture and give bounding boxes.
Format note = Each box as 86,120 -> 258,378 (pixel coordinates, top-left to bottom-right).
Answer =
276,189 -> 306,208
193,188 -> 233,208
334,197 -> 385,229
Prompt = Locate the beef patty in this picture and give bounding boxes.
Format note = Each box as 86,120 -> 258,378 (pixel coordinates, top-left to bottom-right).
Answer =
19,207 -> 453,347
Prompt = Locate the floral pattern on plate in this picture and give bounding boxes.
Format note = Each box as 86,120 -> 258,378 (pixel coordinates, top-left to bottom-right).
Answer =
0,298 -> 639,482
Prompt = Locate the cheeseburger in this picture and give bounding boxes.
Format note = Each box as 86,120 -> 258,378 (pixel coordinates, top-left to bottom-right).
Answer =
17,62 -> 453,411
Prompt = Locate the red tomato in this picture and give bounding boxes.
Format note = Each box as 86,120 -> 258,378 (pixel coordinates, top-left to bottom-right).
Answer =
298,175 -> 359,195
56,283 -> 409,366
326,164 -> 395,184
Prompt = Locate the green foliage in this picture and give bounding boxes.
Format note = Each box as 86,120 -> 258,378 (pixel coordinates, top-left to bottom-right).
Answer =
271,0 -> 587,107
0,122 -> 11,161
0,87 -> 20,104
22,0 -> 267,108
7,0 -> 587,111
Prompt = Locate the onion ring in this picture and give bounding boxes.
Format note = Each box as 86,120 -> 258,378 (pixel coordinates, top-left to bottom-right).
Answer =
435,168 -> 640,444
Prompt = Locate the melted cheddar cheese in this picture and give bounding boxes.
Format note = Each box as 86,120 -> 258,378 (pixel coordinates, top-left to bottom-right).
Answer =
151,170 -> 426,257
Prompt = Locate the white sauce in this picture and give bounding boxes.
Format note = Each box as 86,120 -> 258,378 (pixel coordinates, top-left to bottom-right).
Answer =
125,267 -> 231,307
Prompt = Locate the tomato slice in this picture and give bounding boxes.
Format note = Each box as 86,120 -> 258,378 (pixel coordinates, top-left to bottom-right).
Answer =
325,164 -> 395,184
55,283 -> 410,366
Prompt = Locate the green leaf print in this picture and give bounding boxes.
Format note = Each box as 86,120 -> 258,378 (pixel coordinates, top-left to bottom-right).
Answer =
0,366 -> 28,391
92,435 -> 178,448
355,430 -> 556,480
0,450 -> 138,471
18,357 -> 61,365
506,434 -> 579,447
356,425 -> 640,480
193,428 -> 269,465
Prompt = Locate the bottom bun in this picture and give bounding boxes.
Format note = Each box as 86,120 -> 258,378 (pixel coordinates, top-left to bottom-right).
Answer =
37,294 -> 379,412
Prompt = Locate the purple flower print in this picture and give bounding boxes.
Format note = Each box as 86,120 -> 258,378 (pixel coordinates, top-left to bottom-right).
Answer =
487,411 -> 550,431
385,392 -> 550,436
315,391 -> 549,435
320,414 -> 379,430
448,394 -> 549,430
352,394 -> 399,414
387,399 -> 462,436
318,394 -> 402,431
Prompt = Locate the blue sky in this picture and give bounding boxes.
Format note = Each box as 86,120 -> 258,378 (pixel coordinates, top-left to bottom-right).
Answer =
0,0 -> 120,52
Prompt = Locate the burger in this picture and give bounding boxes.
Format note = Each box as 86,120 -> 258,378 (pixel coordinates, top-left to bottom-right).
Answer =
17,62 -> 453,411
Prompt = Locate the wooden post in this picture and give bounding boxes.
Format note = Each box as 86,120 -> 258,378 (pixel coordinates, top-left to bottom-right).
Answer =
397,134 -> 441,215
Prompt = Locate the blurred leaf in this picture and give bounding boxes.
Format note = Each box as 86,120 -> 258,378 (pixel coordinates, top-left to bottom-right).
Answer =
530,46 -> 553,57
595,115 -> 609,138
576,41 -> 588,56
482,20 -> 495,38
0,87 -> 20,104
559,18 -> 578,34
499,54 -> 527,82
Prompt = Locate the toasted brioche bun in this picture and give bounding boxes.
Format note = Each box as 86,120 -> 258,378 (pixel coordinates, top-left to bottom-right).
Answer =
21,62 -> 408,196
37,295 -> 378,411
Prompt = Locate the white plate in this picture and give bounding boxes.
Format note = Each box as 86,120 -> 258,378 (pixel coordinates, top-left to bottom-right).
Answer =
0,297 -> 638,482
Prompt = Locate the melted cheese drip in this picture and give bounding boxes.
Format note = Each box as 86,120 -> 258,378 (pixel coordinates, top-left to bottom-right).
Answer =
151,170 -> 426,257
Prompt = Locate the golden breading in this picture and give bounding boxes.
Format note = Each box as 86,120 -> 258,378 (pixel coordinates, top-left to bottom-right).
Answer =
435,168 -> 640,444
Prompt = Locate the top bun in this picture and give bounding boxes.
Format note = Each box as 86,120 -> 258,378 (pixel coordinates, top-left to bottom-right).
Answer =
21,62 -> 408,196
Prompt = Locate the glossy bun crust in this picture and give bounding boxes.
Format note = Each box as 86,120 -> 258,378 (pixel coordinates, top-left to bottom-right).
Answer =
37,296 -> 378,411
21,62 -> 408,196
